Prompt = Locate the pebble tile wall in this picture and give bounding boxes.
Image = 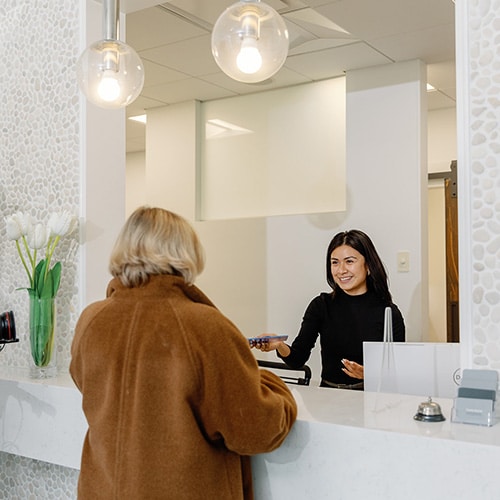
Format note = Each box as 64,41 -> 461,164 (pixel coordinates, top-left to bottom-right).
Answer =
0,0 -> 497,498
0,1 -> 81,372
0,0 -> 81,497
0,455 -> 78,500
468,0 -> 500,369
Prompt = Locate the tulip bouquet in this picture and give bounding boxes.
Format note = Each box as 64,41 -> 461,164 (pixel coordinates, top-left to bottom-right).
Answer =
5,211 -> 77,370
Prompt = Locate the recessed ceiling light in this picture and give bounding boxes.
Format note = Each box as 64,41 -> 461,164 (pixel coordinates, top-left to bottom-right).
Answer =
129,114 -> 147,124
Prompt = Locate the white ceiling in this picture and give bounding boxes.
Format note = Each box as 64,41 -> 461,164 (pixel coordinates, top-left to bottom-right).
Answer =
123,0 -> 456,153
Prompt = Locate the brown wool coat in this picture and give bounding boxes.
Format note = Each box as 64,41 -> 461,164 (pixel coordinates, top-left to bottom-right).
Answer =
70,275 -> 297,500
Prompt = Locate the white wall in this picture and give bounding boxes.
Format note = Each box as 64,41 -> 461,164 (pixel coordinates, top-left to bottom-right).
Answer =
143,102 -> 268,335
428,108 -> 457,174
344,60 -> 428,341
126,151 -> 146,214
146,102 -> 198,219
200,79 -> 346,219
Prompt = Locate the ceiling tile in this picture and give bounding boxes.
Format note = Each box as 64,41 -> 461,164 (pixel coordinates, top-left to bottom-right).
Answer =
142,78 -> 237,104
427,60 -> 457,90
371,24 -> 455,65
139,34 -> 219,76
427,90 -> 456,110
126,6 -> 208,51
315,0 -> 455,40
284,42 -> 392,80
126,94 -> 168,118
201,66 -> 312,95
141,59 -> 188,88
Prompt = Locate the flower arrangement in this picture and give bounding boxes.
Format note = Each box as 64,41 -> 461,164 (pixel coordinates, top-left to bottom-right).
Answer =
5,211 -> 77,370
6,211 -> 77,299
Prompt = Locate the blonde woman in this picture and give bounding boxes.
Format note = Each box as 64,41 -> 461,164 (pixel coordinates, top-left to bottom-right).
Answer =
70,206 -> 297,500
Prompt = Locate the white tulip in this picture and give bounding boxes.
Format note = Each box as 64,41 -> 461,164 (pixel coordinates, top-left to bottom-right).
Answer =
27,223 -> 49,250
16,212 -> 34,235
48,211 -> 77,237
5,212 -> 33,240
5,215 -> 22,241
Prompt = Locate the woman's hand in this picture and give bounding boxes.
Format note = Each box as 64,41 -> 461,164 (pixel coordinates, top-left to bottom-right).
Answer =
252,334 -> 290,357
341,359 -> 364,379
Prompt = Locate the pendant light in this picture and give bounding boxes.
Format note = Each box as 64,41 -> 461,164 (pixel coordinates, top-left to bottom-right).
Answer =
76,0 -> 145,109
211,0 -> 289,84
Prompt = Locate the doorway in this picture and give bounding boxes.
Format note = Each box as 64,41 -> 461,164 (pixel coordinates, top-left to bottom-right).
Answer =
428,160 -> 459,342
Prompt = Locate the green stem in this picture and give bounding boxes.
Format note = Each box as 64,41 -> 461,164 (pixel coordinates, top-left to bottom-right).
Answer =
44,235 -> 60,283
15,240 -> 34,288
29,294 -> 56,367
21,235 -> 35,269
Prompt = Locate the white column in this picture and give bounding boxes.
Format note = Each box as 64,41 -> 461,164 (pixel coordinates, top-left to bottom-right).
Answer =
345,60 -> 428,341
80,0 -> 126,307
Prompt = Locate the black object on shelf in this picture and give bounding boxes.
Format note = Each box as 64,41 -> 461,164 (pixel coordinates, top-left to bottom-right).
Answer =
0,311 -> 18,351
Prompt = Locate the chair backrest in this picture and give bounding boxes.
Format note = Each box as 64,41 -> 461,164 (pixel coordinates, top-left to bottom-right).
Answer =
257,359 -> 311,386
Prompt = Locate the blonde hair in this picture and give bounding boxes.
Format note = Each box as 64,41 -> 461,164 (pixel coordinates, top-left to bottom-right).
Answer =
109,206 -> 205,287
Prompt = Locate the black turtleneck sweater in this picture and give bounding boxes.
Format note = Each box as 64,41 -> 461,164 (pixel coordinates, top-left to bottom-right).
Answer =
278,289 -> 405,385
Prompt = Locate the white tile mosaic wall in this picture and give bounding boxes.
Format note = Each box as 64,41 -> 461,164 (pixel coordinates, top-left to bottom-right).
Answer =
0,0 -> 81,498
468,1 -> 500,369
0,1 -> 80,372
0,454 -> 79,500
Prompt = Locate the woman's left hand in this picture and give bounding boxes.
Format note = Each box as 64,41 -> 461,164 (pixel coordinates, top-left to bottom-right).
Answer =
341,359 -> 364,380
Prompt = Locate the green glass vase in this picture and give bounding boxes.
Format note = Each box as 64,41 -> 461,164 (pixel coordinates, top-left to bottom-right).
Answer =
29,295 -> 58,378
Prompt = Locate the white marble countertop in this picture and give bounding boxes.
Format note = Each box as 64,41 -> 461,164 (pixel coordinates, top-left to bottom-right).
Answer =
0,366 -> 76,388
290,385 -> 500,448
1,365 -> 500,494
253,385 -> 500,499
0,367 -> 86,469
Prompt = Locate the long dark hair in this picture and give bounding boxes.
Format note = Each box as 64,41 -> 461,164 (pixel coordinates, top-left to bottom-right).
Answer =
326,229 -> 393,304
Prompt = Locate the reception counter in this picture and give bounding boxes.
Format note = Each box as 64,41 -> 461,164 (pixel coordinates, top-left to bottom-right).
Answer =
252,386 -> 500,499
1,368 -> 499,499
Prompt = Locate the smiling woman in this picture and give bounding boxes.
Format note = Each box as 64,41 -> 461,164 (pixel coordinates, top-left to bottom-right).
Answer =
330,245 -> 369,296
252,229 -> 406,389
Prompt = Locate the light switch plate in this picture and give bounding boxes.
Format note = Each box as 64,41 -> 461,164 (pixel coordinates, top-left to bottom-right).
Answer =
397,251 -> 410,272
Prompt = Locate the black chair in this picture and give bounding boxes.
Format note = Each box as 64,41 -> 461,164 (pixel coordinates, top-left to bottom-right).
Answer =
258,359 -> 312,386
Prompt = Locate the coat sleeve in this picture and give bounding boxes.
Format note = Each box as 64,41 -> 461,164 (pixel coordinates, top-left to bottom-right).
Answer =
185,307 -> 298,456
69,300 -> 109,392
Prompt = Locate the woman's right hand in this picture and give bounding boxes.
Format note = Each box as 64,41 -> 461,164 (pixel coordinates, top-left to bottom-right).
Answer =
252,334 -> 290,357
251,334 -> 281,351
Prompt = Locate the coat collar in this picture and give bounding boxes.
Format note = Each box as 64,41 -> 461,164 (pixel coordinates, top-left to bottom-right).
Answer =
106,274 -> 216,308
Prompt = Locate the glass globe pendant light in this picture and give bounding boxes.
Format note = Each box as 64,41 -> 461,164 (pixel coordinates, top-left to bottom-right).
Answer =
211,0 -> 289,84
76,0 -> 145,109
